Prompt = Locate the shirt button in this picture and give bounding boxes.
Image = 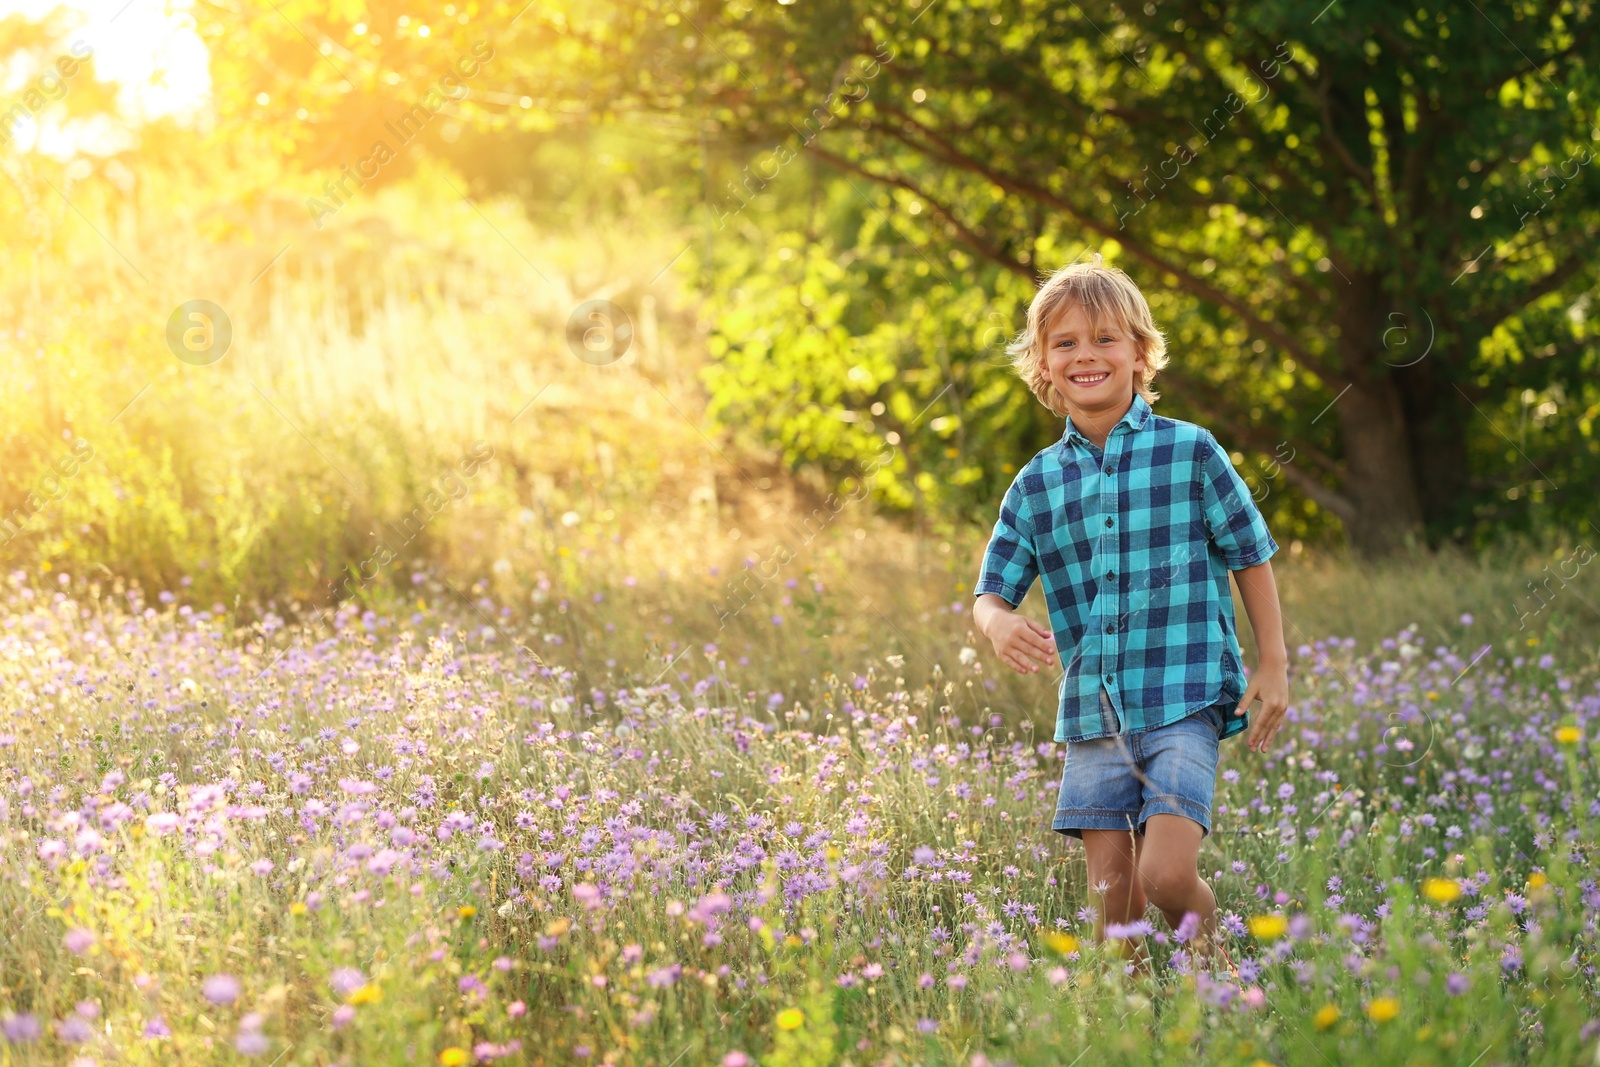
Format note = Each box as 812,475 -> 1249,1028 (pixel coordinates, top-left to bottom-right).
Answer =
1104,465 -> 1113,475
1105,517 -> 1113,528
1107,570 -> 1115,580
1105,623 -> 1115,633
1105,674 -> 1114,683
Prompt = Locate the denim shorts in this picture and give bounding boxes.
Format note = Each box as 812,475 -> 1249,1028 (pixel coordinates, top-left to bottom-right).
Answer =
1051,688 -> 1227,840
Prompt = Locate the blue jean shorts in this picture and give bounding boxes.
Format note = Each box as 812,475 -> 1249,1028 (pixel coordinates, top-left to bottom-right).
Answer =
1051,689 -> 1227,840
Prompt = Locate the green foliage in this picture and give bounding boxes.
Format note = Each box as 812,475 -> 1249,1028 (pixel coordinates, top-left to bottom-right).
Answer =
586,0 -> 1600,553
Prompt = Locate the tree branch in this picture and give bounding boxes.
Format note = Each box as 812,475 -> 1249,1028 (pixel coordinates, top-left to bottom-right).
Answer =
865,110 -> 1350,388
802,143 -> 1031,278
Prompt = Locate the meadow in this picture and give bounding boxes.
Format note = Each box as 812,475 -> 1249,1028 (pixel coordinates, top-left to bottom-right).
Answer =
0,549 -> 1598,1066
5,151 -> 1600,1067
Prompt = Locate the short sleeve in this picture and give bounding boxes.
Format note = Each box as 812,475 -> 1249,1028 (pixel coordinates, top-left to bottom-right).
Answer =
973,472 -> 1039,608
1199,433 -> 1279,570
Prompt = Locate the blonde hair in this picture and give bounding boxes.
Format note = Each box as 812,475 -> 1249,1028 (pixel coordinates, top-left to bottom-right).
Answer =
1004,255 -> 1169,417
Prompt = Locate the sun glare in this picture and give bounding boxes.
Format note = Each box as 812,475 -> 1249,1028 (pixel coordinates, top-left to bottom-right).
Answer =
0,0 -> 209,155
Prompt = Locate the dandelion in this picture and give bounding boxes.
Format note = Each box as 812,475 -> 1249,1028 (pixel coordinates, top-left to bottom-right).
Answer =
439,1049 -> 470,1066
1312,1004 -> 1339,1029
1043,931 -> 1079,955
1527,872 -> 1548,890
775,1008 -> 804,1031
1366,997 -> 1400,1023
348,984 -> 382,1005
1247,915 -> 1288,940
1556,726 -> 1582,745
458,905 -> 477,918
1422,878 -> 1461,903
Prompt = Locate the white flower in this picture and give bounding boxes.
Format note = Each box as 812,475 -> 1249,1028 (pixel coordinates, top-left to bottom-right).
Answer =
958,647 -> 978,667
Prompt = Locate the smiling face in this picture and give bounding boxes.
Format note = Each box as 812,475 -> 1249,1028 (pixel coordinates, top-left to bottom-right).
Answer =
1042,301 -> 1145,431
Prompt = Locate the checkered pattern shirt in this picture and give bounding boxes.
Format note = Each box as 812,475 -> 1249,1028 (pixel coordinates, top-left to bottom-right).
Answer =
973,394 -> 1279,743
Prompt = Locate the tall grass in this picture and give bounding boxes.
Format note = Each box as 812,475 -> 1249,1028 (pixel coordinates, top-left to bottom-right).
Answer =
0,566 -> 1594,1065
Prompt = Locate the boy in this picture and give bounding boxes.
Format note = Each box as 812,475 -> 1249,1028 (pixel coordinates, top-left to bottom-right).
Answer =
971,256 -> 1289,979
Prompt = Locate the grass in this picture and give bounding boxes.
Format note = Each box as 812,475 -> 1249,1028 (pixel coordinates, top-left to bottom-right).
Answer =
0,567 -> 1595,1065
4,148 -> 1600,1066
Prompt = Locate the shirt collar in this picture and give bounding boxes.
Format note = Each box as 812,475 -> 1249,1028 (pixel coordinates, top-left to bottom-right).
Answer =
1063,393 -> 1152,447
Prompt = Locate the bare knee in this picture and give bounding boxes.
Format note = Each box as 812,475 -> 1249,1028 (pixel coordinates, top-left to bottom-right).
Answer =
1137,860 -> 1195,909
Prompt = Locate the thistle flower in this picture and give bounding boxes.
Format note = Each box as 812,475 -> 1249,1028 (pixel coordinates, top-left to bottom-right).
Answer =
202,973 -> 242,1006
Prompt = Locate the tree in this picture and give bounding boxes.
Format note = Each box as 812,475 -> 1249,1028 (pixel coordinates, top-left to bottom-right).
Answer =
601,0 -> 1600,553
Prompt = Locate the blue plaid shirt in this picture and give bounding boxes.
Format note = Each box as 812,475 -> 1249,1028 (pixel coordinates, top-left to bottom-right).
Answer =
973,394 -> 1279,743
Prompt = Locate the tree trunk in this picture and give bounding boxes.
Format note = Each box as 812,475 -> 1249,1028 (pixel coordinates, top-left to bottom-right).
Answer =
1333,279 -> 1427,554
1392,338 -> 1474,543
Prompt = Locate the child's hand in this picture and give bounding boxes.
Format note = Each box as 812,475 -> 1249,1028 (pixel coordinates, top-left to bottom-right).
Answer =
1234,658 -> 1289,753
983,612 -> 1057,675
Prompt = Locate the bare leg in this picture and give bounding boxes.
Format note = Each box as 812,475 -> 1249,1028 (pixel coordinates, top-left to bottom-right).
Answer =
1135,814 -> 1224,973
1081,827 -> 1151,977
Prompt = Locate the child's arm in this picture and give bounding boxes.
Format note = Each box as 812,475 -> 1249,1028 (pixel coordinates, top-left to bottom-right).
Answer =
975,593 -> 1057,675
973,470 -> 1053,675
1231,560 -> 1290,753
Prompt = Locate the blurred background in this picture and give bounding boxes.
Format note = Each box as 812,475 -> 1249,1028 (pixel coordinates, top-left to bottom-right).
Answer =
2,0 -> 1598,699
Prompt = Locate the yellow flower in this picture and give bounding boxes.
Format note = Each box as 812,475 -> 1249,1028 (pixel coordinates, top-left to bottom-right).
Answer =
1043,931 -> 1080,955
783,934 -> 803,948
1250,1060 -> 1278,1067
1527,872 -> 1548,890
1366,997 -> 1400,1023
439,1050 -> 469,1066
348,984 -> 382,1005
775,1008 -> 804,1031
1556,726 -> 1582,745
458,905 -> 477,918
289,902 -> 308,916
1312,1004 -> 1340,1030
1247,914 -> 1288,940
1422,878 -> 1461,903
